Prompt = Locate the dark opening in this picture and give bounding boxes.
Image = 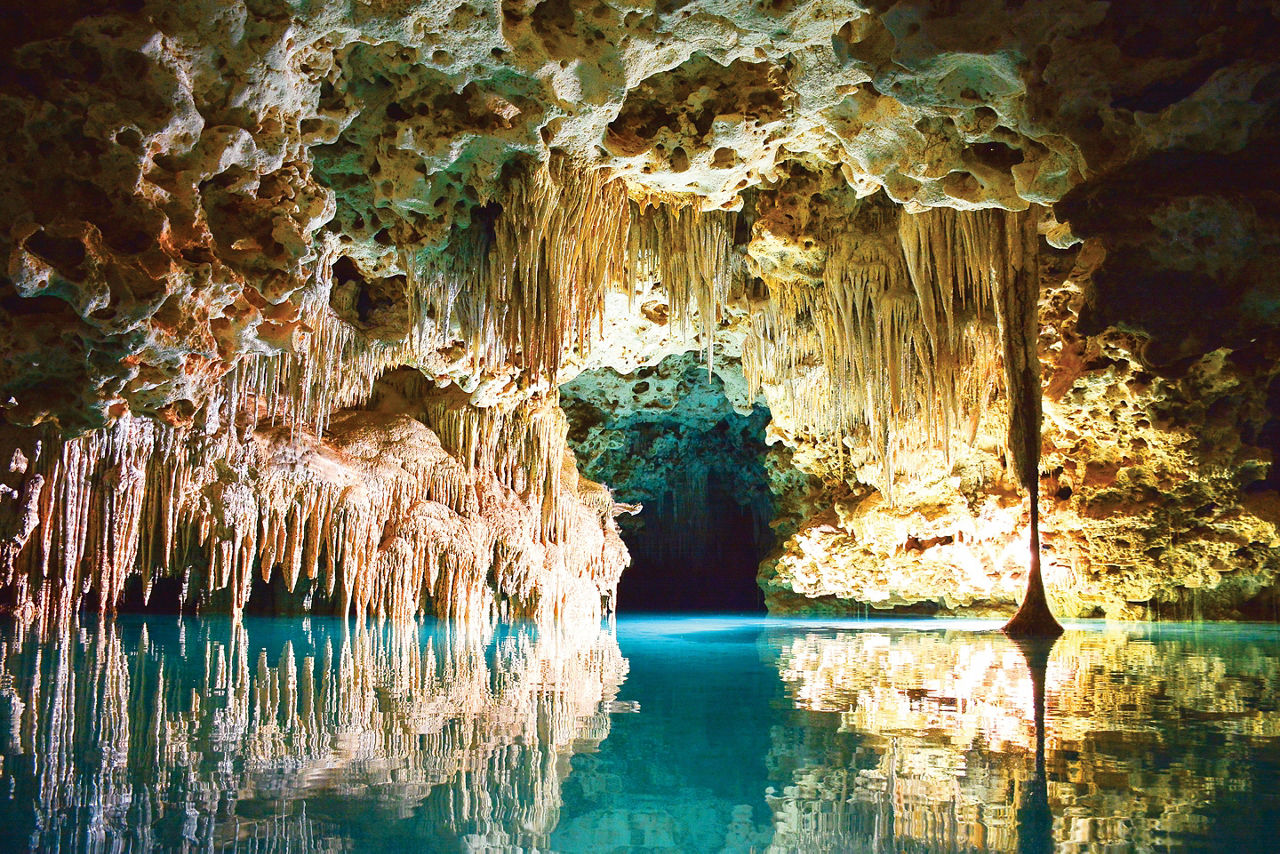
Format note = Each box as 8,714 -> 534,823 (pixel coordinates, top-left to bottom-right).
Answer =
560,352 -> 775,612
1244,369 -> 1280,495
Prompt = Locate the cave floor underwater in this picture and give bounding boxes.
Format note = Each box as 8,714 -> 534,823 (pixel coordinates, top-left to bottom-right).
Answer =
1,611 -> 1278,853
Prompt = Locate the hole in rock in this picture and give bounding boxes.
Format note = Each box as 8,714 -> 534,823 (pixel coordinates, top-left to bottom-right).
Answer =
1245,371 -> 1280,494
561,352 -> 775,612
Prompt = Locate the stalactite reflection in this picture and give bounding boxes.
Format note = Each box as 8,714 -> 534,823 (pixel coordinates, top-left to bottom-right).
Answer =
6,619 -> 1276,851
0,617 -> 626,851
762,625 -> 1280,853
1010,635 -> 1056,854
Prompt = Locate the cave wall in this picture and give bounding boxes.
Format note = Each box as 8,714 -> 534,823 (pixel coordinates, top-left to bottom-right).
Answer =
0,0 -> 1278,623
761,240 -> 1280,619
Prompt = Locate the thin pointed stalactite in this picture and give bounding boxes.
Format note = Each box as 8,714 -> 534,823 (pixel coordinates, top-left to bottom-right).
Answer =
742,203 -> 1019,499
405,157 -> 633,382
0,392 -> 627,627
626,200 -> 737,376
742,201 -> 1058,627
227,158 -> 637,441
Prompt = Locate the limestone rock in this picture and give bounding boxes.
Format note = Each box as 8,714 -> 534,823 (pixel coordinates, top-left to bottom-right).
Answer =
1,0 -> 1279,622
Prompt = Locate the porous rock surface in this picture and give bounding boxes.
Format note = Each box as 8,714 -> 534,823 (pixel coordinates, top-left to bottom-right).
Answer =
1,0 -> 1279,621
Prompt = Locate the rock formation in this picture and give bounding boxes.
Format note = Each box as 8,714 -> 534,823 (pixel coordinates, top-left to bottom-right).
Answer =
1,0 -> 1278,622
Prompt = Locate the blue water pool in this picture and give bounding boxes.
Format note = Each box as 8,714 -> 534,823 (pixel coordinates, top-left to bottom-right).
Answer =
0,615 -> 1277,852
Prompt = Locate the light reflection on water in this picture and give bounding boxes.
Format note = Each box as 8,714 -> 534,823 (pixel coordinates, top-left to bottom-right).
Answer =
1,616 -> 1278,852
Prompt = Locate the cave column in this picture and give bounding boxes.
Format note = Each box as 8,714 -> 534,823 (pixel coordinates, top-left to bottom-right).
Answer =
997,208 -> 1062,637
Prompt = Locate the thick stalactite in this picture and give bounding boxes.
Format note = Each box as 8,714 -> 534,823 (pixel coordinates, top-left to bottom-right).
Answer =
990,207 -> 1063,636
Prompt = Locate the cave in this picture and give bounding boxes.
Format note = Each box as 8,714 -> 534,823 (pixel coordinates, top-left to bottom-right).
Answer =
2,0 -> 1280,850
561,352 -> 777,612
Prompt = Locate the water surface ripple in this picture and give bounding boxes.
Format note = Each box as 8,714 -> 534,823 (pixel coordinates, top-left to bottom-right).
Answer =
1,616 -> 1277,852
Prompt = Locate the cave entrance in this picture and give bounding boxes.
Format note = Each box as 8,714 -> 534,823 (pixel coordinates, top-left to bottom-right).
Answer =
560,352 -> 775,612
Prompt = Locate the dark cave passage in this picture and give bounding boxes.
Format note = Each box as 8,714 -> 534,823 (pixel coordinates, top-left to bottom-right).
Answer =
560,352 -> 776,613
616,480 -> 771,612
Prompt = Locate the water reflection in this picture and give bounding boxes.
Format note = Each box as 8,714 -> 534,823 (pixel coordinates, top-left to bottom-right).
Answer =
762,624 -> 1280,853
1010,636 -> 1053,854
0,618 -> 626,851
1,618 -> 1279,852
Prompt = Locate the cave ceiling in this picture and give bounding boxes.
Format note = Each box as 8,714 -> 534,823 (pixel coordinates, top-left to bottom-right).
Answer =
2,0 -> 1276,430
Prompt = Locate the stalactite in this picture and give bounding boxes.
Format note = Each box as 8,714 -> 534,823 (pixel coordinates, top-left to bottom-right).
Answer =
626,200 -> 737,374
225,251 -> 449,441
898,207 -> 1041,489
402,157 -> 633,382
0,394 -> 626,625
743,202 -> 1036,507
368,372 -> 586,545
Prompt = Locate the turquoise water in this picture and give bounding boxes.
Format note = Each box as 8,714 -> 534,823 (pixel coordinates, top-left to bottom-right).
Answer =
1,615 -> 1278,852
